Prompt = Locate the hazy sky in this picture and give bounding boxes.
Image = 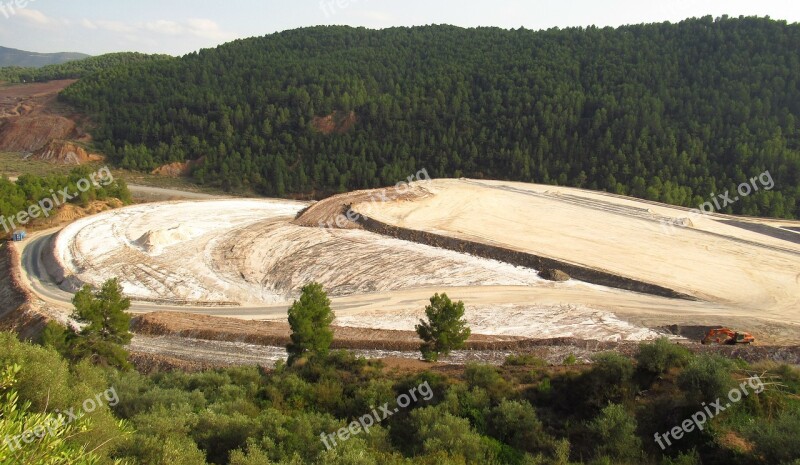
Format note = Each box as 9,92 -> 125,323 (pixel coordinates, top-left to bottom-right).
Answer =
1,0 -> 799,56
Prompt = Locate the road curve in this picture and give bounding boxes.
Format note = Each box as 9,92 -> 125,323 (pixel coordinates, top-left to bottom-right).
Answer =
15,184 -> 292,318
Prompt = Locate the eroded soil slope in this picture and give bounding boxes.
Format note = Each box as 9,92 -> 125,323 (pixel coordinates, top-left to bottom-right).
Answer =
0,80 -> 91,154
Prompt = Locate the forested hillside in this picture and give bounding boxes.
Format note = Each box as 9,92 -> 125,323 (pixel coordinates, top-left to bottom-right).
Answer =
0,52 -> 173,83
62,17 -> 800,217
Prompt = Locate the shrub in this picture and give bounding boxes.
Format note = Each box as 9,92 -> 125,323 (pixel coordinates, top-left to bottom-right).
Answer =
411,405 -> 488,463
0,364 -> 104,465
677,355 -> 735,403
586,403 -> 642,463
582,352 -> 636,409
661,449 -> 702,465
464,364 -> 511,401
487,400 -> 555,455
746,405 -> 800,464
635,338 -> 692,376
504,354 -> 547,367
441,384 -> 491,431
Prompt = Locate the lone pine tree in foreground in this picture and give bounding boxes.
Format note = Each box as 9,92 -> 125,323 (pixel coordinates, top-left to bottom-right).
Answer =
416,293 -> 471,362
287,282 -> 335,365
43,278 -> 133,369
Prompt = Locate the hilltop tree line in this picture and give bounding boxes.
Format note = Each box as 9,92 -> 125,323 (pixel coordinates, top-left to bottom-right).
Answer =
61,17 -> 800,217
0,52 -> 173,83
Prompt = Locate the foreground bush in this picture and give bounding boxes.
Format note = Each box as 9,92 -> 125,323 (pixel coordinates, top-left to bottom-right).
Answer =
636,338 -> 692,377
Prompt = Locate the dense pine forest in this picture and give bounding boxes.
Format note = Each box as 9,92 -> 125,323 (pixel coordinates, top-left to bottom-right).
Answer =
61,17 -> 800,217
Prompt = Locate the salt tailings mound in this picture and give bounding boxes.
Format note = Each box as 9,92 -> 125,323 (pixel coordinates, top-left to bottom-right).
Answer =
136,225 -> 204,254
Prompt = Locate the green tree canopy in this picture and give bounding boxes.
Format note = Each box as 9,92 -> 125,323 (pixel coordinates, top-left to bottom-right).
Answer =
0,364 -> 104,465
416,293 -> 471,362
286,282 -> 336,365
45,278 -> 133,370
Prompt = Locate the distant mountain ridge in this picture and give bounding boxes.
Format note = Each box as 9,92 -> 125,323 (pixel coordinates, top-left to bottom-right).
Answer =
0,46 -> 89,68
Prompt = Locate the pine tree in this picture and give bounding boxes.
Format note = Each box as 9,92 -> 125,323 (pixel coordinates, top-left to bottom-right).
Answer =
415,293 -> 471,362
59,278 -> 133,369
286,283 -> 335,365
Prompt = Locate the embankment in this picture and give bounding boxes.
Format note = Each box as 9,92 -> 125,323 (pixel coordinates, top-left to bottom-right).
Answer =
352,212 -> 698,301
131,311 -> 535,352
0,242 -> 49,339
131,312 -> 800,366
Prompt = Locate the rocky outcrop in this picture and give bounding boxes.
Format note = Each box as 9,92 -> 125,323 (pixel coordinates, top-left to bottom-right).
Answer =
539,269 -> 571,282
31,139 -> 103,164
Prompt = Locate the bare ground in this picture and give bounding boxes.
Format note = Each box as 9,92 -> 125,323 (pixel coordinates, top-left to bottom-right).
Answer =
128,312 -> 800,369
0,80 -> 92,153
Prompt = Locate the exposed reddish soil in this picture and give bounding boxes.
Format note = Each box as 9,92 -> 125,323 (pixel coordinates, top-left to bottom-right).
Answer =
0,80 -> 92,154
0,80 -> 77,117
31,140 -> 104,164
311,111 -> 357,135
151,156 -> 205,177
0,116 -> 77,152
0,243 -> 49,340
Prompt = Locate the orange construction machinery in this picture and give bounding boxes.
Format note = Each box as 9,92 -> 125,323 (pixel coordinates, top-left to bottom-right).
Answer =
702,328 -> 755,345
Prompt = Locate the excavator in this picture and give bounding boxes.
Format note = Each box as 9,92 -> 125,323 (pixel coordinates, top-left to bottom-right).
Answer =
702,328 -> 755,345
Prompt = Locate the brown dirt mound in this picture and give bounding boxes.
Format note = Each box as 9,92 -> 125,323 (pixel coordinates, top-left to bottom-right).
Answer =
539,269 -> 571,282
311,111 -> 357,135
0,115 -> 77,152
31,140 -> 103,165
53,200 -> 120,223
292,183 -> 433,229
151,157 -> 205,177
